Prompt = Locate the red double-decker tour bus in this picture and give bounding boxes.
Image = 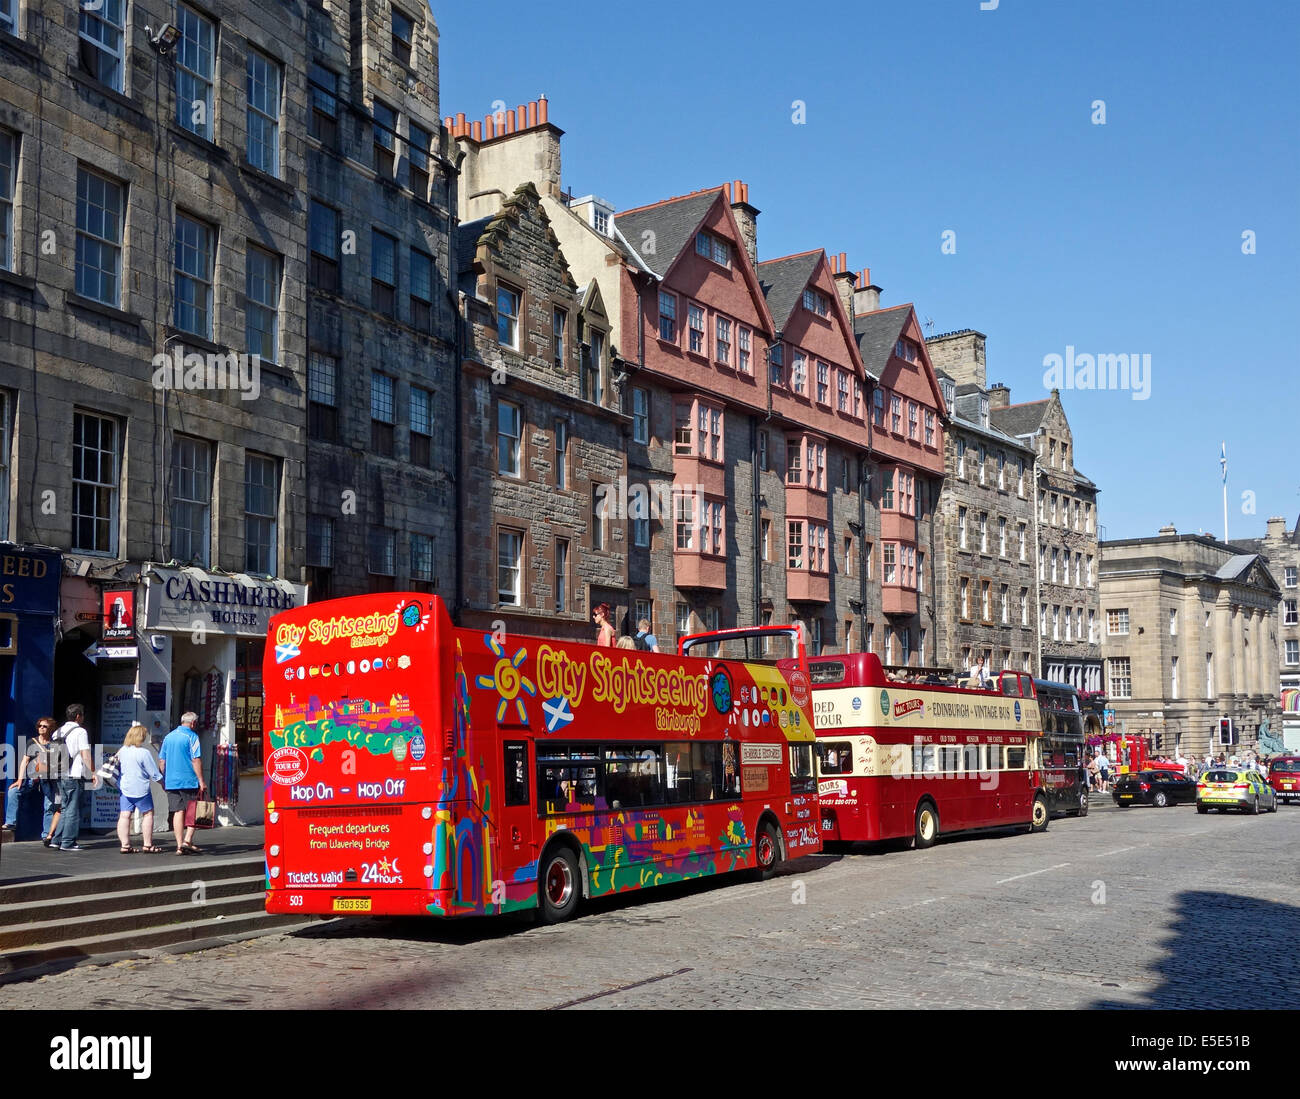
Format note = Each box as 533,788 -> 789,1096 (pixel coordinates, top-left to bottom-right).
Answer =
262,594 -> 820,922
805,653 -> 1049,848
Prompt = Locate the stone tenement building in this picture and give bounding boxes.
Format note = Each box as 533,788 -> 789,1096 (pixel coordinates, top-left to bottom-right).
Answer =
1232,515 -> 1300,751
926,331 -> 1037,678
1100,527 -> 1282,758
0,0 -> 314,813
455,178 -> 629,640
303,0 -> 457,601
990,387 -> 1102,690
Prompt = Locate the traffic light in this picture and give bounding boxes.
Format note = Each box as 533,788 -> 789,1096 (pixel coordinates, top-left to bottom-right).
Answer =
1217,716 -> 1235,745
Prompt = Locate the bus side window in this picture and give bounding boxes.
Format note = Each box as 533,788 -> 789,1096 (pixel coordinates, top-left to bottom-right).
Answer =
1006,747 -> 1026,770
964,745 -> 980,774
504,743 -> 529,807
986,745 -> 1002,771
922,745 -> 938,773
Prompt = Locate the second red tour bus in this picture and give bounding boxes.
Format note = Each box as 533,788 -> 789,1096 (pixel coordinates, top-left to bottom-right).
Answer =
263,594 -> 820,922
806,653 -> 1049,848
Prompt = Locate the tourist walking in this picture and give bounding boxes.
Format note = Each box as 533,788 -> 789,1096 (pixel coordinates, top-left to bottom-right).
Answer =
116,724 -> 164,854
159,712 -> 207,855
592,603 -> 616,648
53,704 -> 96,851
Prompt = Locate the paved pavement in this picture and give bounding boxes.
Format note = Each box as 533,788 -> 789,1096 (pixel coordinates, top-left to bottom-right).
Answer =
3,800 -> 1297,1009
0,825 -> 266,885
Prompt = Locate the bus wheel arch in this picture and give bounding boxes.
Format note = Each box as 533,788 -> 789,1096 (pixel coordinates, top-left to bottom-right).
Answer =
753,811 -> 784,880
1029,791 -> 1049,833
537,836 -> 584,924
913,798 -> 939,849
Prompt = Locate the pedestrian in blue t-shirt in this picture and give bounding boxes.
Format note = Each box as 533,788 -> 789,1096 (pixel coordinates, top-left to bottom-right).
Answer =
158,712 -> 207,855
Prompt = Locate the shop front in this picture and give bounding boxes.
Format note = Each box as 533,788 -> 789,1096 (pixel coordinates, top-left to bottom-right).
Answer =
141,565 -> 306,826
0,545 -> 60,838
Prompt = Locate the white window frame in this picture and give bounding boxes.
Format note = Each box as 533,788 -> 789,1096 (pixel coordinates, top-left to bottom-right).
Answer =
498,402 -> 521,478
246,49 -> 282,176
244,453 -> 279,575
76,166 -> 125,306
72,410 -> 120,555
245,244 -> 280,362
174,211 -> 215,339
498,529 -> 522,605
632,386 -> 649,444
176,4 -> 217,140
79,0 -> 126,92
170,435 -> 212,567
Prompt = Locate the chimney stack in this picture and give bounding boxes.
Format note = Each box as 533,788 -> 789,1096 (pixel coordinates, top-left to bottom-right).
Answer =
987,382 -> 1011,409
852,268 -> 882,315
831,253 -> 856,320
1265,516 -> 1287,543
729,180 -> 759,266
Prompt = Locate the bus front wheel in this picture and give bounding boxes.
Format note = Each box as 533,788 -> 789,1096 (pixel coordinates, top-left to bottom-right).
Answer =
1077,789 -> 1089,817
538,847 -> 580,924
914,801 -> 939,849
754,822 -> 782,880
1029,794 -> 1049,833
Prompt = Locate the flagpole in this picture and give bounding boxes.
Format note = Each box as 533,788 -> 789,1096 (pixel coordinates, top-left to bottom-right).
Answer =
1221,442 -> 1228,542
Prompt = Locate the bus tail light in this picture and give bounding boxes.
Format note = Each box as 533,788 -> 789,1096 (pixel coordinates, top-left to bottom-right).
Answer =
443,726 -> 454,755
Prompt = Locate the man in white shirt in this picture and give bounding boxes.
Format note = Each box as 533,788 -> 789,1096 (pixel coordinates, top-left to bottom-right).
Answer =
967,655 -> 990,688
53,704 -> 97,851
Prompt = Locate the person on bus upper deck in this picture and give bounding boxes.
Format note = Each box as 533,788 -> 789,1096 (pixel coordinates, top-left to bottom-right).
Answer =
967,655 -> 990,689
634,618 -> 659,653
592,603 -> 616,648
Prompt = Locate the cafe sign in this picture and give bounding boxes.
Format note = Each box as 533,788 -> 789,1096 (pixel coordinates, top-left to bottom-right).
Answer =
144,565 -> 307,637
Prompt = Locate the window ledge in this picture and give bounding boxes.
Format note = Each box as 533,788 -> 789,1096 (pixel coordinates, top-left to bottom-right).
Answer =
66,293 -> 143,328
0,269 -> 36,294
238,159 -> 296,200
0,29 -> 39,66
168,124 -> 230,161
164,328 -> 224,355
68,68 -> 150,127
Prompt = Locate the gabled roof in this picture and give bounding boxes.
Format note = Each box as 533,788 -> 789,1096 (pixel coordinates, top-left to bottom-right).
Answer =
852,305 -> 912,381
613,190 -> 719,280
455,217 -> 492,278
990,399 -> 1050,439
757,252 -> 820,330
1216,554 -> 1258,581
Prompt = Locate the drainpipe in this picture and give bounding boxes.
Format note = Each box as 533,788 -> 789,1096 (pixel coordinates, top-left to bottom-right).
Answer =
861,379 -> 874,652
1032,453 -> 1043,678
751,415 -> 761,629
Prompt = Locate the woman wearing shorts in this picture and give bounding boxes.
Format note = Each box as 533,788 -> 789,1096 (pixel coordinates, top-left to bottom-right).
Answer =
116,724 -> 164,853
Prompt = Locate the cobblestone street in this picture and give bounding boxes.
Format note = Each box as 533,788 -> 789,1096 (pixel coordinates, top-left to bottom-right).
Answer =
5,802 -> 1297,1010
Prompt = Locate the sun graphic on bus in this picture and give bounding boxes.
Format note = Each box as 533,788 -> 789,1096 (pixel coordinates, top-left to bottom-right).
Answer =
475,635 -> 537,723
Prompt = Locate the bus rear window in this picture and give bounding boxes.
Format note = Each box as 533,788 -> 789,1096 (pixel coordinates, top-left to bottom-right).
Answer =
1006,747 -> 1026,769
810,661 -> 846,685
1271,760 -> 1300,773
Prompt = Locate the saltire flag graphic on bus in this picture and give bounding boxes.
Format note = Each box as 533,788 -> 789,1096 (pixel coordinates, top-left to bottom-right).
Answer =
542,695 -> 574,733
275,638 -> 300,664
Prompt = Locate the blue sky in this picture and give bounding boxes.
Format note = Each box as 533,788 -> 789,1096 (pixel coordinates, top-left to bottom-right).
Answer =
434,0 -> 1298,542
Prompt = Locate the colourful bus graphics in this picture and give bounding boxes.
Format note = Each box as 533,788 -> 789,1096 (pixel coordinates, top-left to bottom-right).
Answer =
264,595 -> 820,921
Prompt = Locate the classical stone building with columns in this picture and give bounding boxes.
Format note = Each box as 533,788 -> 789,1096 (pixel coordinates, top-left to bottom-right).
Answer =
1099,526 -> 1282,759
1232,515 -> 1300,752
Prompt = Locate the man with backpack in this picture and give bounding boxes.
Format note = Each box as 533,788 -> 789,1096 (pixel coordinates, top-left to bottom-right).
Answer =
633,617 -> 658,653
52,704 -> 97,851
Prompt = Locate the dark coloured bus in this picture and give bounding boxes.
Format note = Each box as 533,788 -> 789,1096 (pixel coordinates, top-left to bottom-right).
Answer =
1032,679 -> 1089,817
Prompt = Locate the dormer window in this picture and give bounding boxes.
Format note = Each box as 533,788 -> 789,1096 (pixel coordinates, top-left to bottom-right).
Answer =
695,231 -> 730,267
593,209 -> 609,235
941,378 -> 956,411
894,339 -> 917,363
802,288 -> 830,317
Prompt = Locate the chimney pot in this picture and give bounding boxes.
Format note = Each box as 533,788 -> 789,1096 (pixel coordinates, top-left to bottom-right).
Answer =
527,101 -> 537,127
829,253 -> 837,273
839,251 -> 847,271
486,115 -> 496,139
517,104 -> 526,130
456,112 -> 466,129
538,95 -> 548,124
471,120 -> 482,142
741,182 -> 749,202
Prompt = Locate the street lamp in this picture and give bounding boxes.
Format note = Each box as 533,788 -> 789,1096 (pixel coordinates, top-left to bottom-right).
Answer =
146,22 -> 181,54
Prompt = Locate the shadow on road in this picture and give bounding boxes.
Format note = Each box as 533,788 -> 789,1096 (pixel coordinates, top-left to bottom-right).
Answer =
289,852 -> 838,948
1091,890 -> 1300,1009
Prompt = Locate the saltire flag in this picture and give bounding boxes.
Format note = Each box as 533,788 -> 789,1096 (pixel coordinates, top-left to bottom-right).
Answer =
1220,442 -> 1227,484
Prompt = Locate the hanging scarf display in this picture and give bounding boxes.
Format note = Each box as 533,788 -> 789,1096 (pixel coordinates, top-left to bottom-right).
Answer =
214,743 -> 240,806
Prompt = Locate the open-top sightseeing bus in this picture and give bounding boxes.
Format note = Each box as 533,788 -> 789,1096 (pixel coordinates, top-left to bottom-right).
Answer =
262,594 -> 820,922
1034,679 -> 1089,817
802,652 -> 1049,848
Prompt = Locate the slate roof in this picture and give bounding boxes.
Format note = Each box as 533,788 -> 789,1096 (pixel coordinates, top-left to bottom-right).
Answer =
613,190 -> 720,279
989,399 -> 1050,439
757,252 -> 821,330
852,306 -> 911,380
1215,554 -> 1258,581
455,216 -> 491,277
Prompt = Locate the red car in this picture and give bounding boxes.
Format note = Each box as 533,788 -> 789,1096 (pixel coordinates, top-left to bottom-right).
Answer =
1268,757 -> 1300,803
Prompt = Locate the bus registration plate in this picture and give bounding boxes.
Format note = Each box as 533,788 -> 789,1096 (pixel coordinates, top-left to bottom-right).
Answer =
333,897 -> 372,912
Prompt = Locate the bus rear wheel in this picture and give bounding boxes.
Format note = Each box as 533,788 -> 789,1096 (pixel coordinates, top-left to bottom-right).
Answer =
914,801 -> 939,849
1077,789 -> 1089,817
1029,794 -> 1049,833
754,822 -> 782,880
538,847 -> 580,924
